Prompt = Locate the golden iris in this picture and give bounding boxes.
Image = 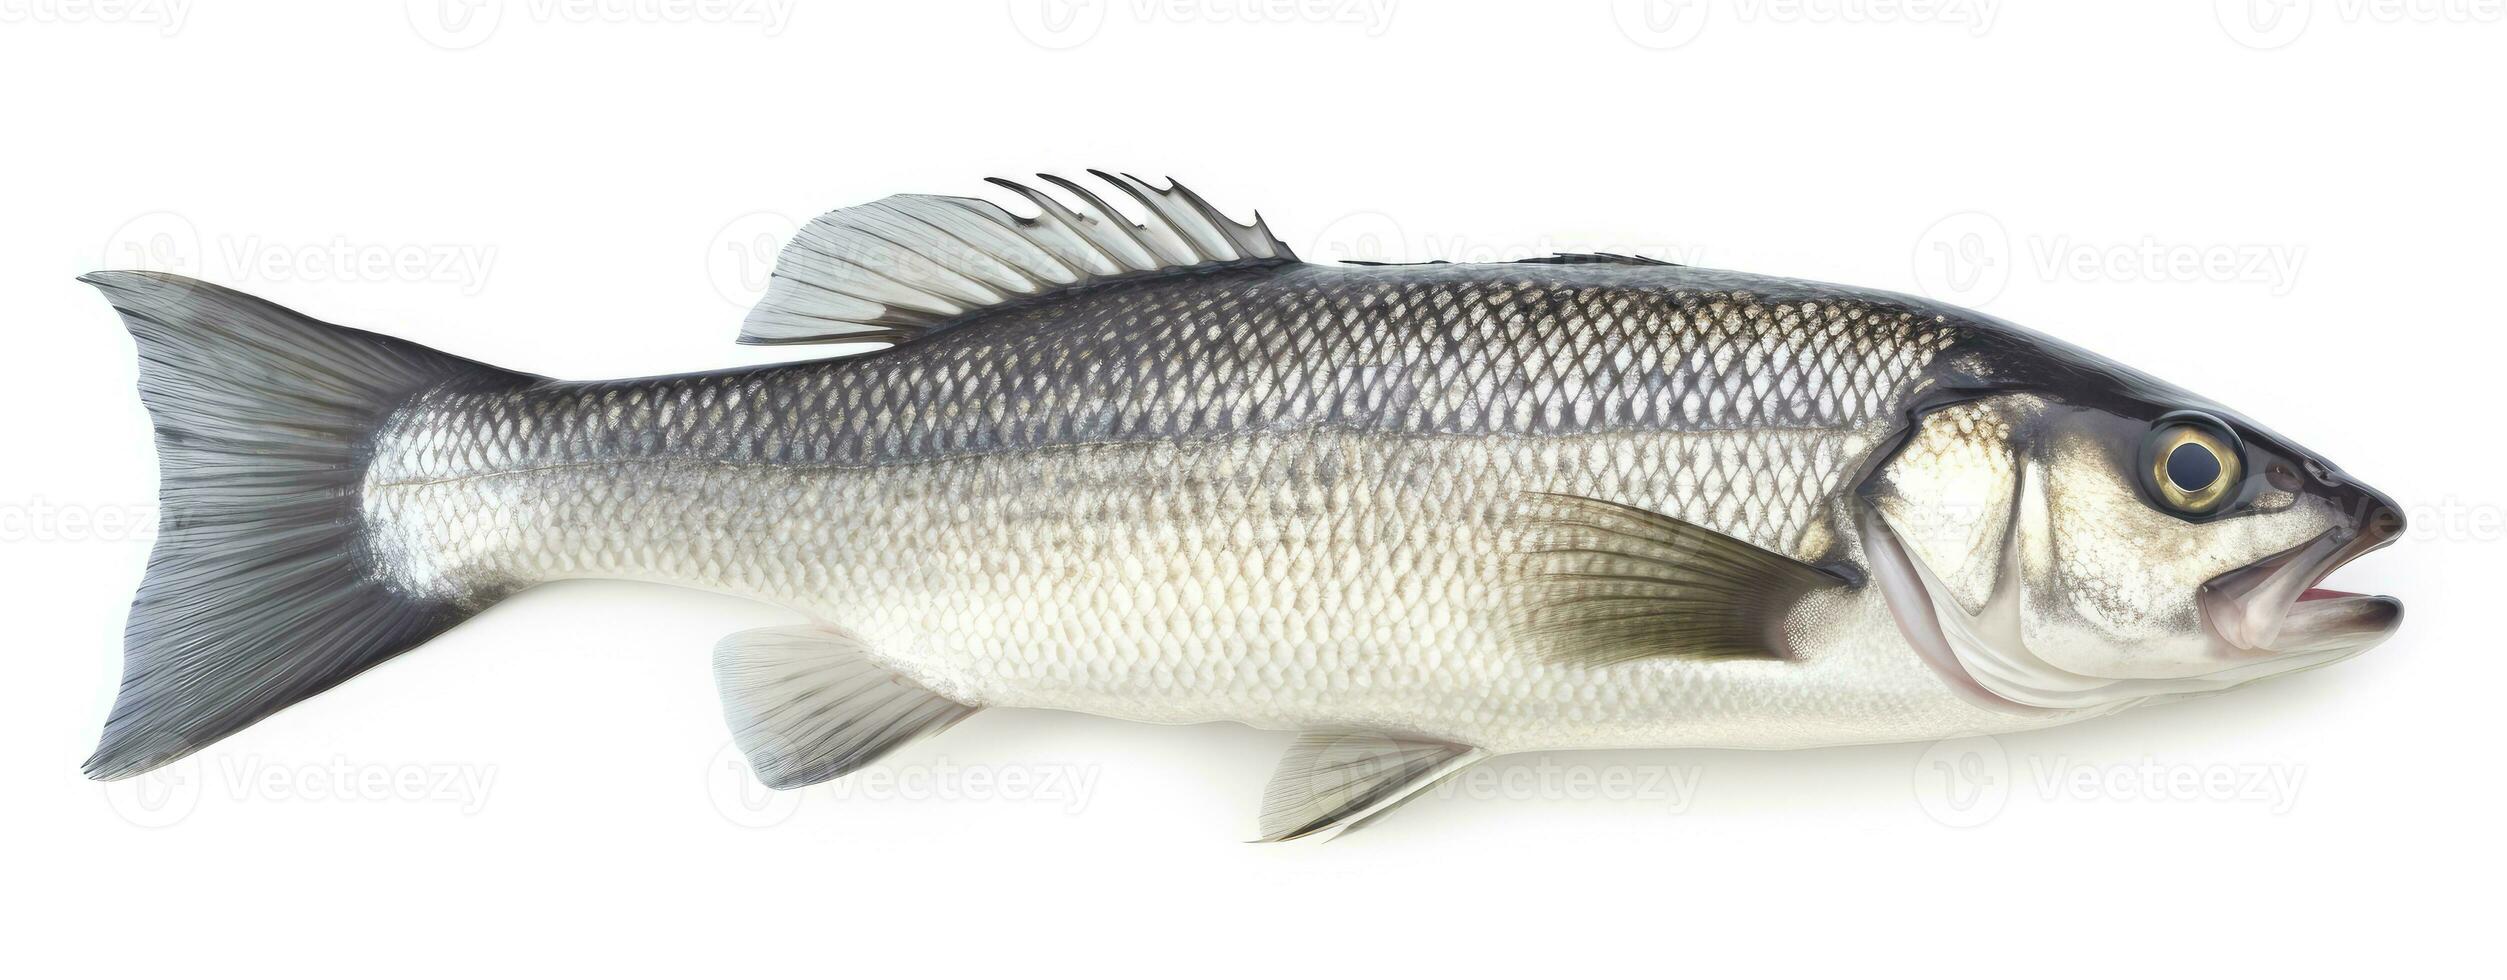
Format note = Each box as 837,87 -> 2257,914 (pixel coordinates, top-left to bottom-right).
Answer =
2150,424 -> 2240,513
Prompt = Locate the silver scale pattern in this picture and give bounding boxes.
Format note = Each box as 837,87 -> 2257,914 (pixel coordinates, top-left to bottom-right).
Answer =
362,262 -> 1971,748
375,263 -> 1956,491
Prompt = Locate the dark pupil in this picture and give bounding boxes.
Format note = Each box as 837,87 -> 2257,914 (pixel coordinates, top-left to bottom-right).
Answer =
2166,442 -> 2222,492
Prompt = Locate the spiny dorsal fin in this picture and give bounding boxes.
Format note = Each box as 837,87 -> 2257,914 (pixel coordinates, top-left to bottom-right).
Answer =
1509,492 -> 1849,667
713,624 -> 979,789
740,171 -> 1297,346
1256,732 -> 1483,843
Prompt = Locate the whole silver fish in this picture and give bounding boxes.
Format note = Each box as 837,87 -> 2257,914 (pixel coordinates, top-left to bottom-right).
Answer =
83,173 -> 2402,839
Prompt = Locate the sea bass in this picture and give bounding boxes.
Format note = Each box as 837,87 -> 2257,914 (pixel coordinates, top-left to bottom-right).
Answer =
82,173 -> 2403,839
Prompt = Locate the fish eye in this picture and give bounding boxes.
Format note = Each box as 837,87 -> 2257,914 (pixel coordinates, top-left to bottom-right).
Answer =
2142,412 -> 2243,515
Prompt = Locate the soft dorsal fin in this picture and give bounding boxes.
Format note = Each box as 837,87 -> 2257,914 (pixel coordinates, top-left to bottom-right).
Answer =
1509,252 -> 1680,266
740,171 -> 1298,346
1340,252 -> 1681,268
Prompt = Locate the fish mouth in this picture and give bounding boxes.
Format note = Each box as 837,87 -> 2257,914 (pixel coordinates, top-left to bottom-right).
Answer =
2198,521 -> 2403,660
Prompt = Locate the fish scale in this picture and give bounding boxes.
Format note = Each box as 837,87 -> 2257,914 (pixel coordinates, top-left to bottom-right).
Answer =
359,261 -> 1971,752
378,266 -> 1954,473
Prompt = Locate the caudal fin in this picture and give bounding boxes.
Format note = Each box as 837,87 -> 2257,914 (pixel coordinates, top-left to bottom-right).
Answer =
80,271 -> 529,779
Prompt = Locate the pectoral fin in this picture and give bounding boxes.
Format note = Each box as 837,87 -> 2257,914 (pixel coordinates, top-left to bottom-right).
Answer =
1256,732 -> 1484,842
712,625 -> 979,790
1511,492 -> 1850,667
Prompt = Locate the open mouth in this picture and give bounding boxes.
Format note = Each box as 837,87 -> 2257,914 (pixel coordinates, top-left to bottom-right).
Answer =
2199,526 -> 2403,658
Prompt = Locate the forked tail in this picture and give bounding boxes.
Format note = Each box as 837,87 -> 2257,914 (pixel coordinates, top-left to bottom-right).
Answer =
80,271 -> 530,779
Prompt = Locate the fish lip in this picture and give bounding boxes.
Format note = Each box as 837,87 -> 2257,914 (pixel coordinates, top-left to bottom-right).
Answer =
2198,524 -> 2402,656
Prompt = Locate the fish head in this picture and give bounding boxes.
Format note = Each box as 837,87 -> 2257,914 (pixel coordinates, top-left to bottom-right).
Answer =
1859,363 -> 2402,714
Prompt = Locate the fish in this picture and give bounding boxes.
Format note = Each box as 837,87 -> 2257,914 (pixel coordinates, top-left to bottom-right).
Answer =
80,172 -> 2404,839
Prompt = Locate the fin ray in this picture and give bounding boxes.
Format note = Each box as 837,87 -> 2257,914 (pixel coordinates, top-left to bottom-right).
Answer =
78,271 -> 529,779
1511,492 -> 1848,666
741,173 -> 1297,346
713,625 -> 978,789
1257,732 -> 1482,842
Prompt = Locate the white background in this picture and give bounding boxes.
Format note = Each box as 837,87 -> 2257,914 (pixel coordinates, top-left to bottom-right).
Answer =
3,1 -> 2499,975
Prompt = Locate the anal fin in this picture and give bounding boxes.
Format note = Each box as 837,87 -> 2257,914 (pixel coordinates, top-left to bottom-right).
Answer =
713,625 -> 978,790
1256,732 -> 1484,842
